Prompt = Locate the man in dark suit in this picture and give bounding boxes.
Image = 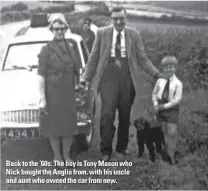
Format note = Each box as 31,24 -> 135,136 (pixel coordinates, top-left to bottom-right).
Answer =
81,7 -> 163,161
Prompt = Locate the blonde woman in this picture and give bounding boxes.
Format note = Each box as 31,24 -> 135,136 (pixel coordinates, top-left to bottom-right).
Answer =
38,15 -> 81,165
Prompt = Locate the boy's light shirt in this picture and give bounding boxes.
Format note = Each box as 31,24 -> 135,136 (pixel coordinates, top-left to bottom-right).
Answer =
152,74 -> 183,109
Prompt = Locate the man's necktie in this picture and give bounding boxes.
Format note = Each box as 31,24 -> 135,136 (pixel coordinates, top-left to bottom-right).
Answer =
161,78 -> 170,103
115,32 -> 121,68
115,32 -> 121,59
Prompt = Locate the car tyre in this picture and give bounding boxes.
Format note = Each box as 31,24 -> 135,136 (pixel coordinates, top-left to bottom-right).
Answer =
70,95 -> 95,158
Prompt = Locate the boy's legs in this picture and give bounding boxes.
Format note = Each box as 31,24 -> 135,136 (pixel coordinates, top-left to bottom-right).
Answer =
162,122 -> 178,164
167,123 -> 178,164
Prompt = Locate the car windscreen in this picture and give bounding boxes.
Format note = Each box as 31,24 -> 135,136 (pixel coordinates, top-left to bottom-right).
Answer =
3,42 -> 47,71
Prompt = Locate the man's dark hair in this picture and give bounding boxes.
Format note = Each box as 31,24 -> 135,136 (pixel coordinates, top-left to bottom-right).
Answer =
111,7 -> 126,14
83,18 -> 92,25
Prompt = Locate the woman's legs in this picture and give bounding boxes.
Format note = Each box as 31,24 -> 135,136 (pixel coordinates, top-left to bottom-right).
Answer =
49,137 -> 63,161
49,136 -> 74,162
62,136 -> 73,161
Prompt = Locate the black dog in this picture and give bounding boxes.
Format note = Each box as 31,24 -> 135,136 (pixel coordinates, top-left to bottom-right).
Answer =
133,117 -> 165,162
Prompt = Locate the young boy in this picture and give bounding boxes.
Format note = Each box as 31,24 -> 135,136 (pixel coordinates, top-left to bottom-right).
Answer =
152,56 -> 183,164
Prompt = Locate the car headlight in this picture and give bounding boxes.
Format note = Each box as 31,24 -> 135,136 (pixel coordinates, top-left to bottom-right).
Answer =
77,111 -> 89,121
77,111 -> 91,127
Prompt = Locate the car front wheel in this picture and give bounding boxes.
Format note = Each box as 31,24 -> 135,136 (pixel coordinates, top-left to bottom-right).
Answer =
70,95 -> 95,158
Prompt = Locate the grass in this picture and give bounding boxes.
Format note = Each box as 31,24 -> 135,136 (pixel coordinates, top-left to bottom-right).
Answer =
106,89 -> 208,190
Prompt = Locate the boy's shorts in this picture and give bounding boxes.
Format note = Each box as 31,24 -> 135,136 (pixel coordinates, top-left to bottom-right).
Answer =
157,108 -> 179,125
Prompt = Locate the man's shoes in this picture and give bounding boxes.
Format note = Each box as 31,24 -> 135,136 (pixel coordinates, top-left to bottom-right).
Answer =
116,149 -> 130,156
101,155 -> 110,162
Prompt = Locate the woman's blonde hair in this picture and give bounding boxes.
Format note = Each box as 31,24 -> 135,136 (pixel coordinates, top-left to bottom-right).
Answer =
49,14 -> 69,32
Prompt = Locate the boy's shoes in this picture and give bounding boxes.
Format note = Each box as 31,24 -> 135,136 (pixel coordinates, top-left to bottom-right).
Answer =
169,156 -> 176,165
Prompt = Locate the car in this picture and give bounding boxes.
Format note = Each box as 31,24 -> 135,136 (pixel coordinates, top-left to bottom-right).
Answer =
0,14 -> 95,154
0,29 -> 5,38
0,29 -> 6,46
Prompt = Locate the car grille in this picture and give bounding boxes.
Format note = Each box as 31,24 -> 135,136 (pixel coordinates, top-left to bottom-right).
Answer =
0,87 -> 91,128
0,109 -> 91,126
0,109 -> 39,123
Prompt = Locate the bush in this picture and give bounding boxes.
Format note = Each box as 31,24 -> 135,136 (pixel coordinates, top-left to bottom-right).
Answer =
91,15 -> 110,27
1,13 -> 12,23
176,90 -> 208,162
1,6 -> 10,13
160,14 -> 171,21
10,2 -> 28,11
43,4 -> 74,13
1,11 -> 28,24
137,27 -> 208,89
34,7 -> 44,13
92,2 -> 110,16
21,10 -> 33,19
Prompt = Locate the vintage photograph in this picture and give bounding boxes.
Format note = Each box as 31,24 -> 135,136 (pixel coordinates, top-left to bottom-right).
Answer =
0,0 -> 208,190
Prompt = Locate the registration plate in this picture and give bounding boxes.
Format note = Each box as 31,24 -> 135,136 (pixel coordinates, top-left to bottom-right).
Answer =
4,128 -> 42,140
